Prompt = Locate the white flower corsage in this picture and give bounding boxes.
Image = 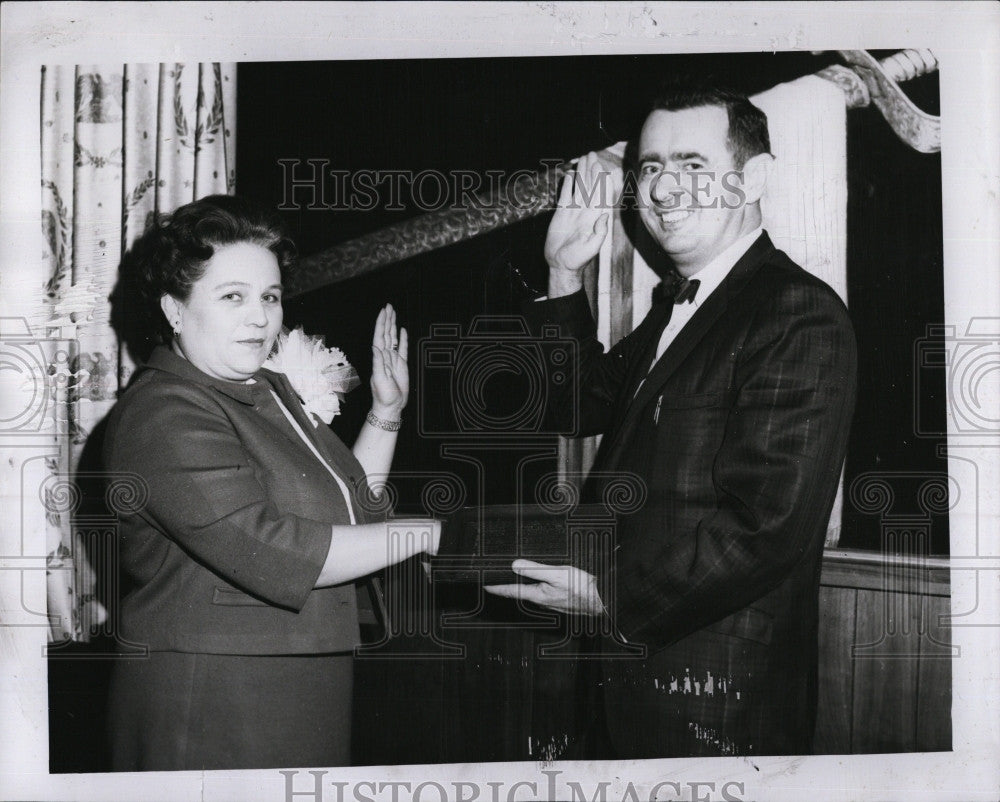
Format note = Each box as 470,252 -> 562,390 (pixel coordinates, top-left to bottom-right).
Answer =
263,326 -> 360,426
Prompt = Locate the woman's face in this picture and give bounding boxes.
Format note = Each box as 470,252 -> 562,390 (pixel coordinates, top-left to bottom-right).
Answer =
162,241 -> 283,382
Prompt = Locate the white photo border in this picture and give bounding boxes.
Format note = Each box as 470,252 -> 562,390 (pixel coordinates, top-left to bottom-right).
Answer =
1,2 -> 998,801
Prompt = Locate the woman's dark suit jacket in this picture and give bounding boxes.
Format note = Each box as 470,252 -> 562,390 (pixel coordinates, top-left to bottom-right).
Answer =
104,345 -> 376,655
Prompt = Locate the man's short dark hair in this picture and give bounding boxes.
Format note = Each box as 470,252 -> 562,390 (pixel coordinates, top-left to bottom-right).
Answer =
648,85 -> 772,168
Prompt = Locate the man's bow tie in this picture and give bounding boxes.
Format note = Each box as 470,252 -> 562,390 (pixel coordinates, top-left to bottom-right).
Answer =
657,275 -> 701,305
673,278 -> 700,304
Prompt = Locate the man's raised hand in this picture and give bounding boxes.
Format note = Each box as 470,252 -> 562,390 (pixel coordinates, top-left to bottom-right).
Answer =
543,152 -> 617,298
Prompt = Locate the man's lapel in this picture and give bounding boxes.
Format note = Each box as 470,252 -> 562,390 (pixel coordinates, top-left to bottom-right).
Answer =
620,301 -> 675,402
606,233 -> 776,450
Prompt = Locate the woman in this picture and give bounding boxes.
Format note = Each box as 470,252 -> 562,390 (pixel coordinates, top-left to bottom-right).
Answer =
104,194 -> 439,771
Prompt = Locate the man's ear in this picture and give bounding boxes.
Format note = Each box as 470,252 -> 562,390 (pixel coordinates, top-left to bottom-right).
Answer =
741,152 -> 775,204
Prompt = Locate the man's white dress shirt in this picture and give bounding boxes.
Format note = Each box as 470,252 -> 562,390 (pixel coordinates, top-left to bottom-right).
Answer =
627,228 -> 762,406
651,227 -> 763,365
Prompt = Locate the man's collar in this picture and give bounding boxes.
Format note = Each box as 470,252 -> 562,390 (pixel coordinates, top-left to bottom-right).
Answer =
144,345 -> 257,405
686,227 -> 764,307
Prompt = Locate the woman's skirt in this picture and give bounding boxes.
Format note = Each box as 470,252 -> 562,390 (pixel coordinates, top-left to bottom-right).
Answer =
108,650 -> 353,771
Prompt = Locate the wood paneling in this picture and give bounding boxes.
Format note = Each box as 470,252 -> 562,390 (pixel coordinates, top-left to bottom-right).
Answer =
816,548 -> 951,754
820,549 -> 950,594
814,585 -> 856,753
915,593 -> 953,751
850,588 -> 922,752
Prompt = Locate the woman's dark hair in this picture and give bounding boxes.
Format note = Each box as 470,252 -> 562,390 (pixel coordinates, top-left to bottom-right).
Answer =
127,194 -> 296,348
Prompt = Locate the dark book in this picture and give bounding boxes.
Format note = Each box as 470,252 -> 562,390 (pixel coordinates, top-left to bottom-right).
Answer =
431,503 -> 618,584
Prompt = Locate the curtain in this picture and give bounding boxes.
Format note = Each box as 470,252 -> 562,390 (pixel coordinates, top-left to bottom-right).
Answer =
566,74 -> 849,544
37,63 -> 236,642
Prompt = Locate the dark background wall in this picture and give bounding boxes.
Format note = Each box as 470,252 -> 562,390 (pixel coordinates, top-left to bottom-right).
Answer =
236,52 -> 947,553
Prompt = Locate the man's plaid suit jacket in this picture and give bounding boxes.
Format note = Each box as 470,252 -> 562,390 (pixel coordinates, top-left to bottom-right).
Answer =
524,232 -> 858,757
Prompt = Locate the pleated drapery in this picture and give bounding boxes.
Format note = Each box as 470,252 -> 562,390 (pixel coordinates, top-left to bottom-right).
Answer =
34,63 -> 236,642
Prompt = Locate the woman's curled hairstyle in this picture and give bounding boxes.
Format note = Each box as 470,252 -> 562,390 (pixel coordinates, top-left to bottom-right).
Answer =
126,194 -> 296,349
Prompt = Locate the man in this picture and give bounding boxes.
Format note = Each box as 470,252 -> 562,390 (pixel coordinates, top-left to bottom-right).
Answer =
486,86 -> 857,757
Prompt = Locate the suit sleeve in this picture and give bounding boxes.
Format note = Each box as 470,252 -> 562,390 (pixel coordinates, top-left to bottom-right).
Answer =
522,289 -> 662,437
597,282 -> 858,652
105,381 -> 333,611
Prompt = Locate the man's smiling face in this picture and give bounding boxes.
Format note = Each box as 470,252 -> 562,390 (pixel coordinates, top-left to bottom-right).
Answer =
636,105 -> 752,276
